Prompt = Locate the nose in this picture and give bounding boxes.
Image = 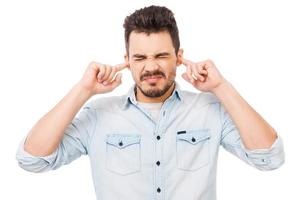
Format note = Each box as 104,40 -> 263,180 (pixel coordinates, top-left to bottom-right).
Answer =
144,58 -> 160,71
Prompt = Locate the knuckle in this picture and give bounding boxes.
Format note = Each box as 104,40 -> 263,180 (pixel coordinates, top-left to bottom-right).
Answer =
99,68 -> 104,74
107,66 -> 113,72
103,72 -> 110,79
98,72 -> 105,77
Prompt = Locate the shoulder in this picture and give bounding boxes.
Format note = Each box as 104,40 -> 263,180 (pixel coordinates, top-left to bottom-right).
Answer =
86,95 -> 125,111
180,90 -> 220,108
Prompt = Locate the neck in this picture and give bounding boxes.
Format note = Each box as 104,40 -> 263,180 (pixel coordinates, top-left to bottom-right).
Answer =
136,82 -> 175,103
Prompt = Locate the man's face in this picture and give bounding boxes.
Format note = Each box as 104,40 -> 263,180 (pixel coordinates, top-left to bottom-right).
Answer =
125,30 -> 183,98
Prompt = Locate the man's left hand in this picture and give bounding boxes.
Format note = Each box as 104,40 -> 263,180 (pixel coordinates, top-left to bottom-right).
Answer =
181,58 -> 227,92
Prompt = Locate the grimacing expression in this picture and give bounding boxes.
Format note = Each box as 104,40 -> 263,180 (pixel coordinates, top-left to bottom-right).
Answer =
125,30 -> 183,98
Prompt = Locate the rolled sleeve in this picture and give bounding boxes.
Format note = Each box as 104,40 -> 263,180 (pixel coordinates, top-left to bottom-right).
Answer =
241,136 -> 285,171
219,103 -> 285,171
16,102 -> 97,173
16,136 -> 59,173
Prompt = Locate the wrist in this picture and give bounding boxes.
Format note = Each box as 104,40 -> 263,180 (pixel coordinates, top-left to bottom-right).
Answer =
211,79 -> 231,95
73,82 -> 94,100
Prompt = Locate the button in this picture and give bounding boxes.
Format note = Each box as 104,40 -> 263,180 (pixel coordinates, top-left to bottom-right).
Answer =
156,135 -> 161,140
163,110 -> 166,116
156,161 -> 160,166
191,137 -> 196,142
157,187 -> 161,193
119,141 -> 123,146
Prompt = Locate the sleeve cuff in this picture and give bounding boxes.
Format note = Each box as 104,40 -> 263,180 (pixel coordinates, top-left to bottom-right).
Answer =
241,135 -> 285,170
16,135 -> 58,163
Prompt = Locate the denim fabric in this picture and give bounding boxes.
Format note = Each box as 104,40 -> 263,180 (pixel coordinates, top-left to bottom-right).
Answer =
16,81 -> 284,200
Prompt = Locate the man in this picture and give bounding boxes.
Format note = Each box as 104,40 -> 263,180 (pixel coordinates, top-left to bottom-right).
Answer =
16,5 -> 284,200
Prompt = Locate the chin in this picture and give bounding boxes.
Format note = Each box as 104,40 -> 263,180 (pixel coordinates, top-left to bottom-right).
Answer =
143,80 -> 164,89
137,79 -> 174,98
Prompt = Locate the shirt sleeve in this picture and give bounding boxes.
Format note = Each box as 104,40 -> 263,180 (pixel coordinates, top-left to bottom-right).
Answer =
16,101 -> 97,173
219,103 -> 285,171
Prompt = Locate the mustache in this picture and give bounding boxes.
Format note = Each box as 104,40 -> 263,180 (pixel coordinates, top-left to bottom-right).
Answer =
140,70 -> 165,81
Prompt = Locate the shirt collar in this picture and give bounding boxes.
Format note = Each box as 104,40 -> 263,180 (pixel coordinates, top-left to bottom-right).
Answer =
121,81 -> 183,110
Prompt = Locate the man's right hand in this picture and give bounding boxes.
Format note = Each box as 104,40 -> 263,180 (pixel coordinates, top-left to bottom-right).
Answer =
78,61 -> 129,96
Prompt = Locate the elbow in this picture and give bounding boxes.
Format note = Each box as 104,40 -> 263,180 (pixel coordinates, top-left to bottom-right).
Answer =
246,150 -> 285,171
244,134 -> 285,171
16,142 -> 59,173
16,154 -> 53,173
24,137 -> 57,157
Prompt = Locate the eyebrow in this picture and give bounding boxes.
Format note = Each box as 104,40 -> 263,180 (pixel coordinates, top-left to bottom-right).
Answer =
132,52 -> 171,58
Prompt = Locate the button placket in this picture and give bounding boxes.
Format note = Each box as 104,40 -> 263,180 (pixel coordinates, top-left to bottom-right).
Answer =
154,132 -> 163,198
153,99 -> 175,199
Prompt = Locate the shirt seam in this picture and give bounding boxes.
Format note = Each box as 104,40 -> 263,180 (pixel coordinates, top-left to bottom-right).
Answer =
87,101 -> 98,154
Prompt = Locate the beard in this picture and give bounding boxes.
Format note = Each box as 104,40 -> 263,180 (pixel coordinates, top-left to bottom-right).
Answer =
135,68 -> 176,98
136,79 -> 175,98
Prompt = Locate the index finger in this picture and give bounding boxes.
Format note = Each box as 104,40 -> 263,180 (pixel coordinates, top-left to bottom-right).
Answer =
114,62 -> 129,71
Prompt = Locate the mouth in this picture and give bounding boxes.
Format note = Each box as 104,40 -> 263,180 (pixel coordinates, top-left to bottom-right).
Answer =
143,75 -> 163,84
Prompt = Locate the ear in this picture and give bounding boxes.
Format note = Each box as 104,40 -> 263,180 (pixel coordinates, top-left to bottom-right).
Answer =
124,53 -> 130,68
176,48 -> 184,67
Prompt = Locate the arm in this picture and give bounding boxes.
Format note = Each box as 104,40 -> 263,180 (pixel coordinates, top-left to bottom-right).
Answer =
24,83 -> 92,156
24,62 -> 127,157
181,58 -> 284,170
211,81 -> 277,150
181,59 -> 278,150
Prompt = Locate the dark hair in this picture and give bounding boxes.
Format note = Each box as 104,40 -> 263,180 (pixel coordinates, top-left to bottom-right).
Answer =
123,5 -> 180,56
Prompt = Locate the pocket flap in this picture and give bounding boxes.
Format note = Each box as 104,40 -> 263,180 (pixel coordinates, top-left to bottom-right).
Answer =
106,134 -> 141,149
177,129 -> 210,145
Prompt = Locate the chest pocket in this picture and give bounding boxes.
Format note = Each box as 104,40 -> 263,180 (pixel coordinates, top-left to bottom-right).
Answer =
106,134 -> 141,175
176,129 -> 211,171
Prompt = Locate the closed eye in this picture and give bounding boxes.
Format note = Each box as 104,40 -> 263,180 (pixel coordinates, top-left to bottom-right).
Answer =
134,58 -> 145,61
133,53 -> 170,61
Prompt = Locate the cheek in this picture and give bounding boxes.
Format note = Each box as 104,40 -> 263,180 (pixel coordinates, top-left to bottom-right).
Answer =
168,68 -> 177,79
158,59 -> 170,67
164,61 -> 177,78
129,66 -> 142,80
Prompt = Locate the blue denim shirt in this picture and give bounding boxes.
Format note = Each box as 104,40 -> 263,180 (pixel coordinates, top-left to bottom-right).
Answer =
16,81 -> 284,200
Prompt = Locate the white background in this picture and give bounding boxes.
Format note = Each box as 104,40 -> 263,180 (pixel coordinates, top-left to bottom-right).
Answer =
0,0 -> 299,199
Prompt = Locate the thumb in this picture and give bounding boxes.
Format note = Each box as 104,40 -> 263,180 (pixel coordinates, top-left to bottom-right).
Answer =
181,73 -> 190,83
182,73 -> 197,86
110,73 -> 123,89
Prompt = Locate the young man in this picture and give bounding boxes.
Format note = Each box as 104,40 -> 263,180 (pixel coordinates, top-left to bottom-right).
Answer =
16,5 -> 284,200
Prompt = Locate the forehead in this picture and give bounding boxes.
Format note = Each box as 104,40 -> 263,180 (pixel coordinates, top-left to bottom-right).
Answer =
128,31 -> 175,56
